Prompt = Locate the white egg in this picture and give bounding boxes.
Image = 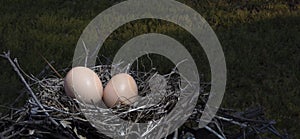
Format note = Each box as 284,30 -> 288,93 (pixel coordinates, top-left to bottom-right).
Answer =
103,73 -> 138,108
64,67 -> 103,104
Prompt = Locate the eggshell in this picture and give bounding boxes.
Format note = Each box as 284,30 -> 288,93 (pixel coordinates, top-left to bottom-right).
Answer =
103,73 -> 138,108
64,67 -> 103,104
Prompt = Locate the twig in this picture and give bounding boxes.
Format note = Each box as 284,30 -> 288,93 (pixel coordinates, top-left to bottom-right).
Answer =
38,52 -> 63,78
0,51 -> 59,127
204,125 -> 226,139
0,126 -> 14,137
173,128 -> 178,139
5,127 -> 25,139
215,115 -> 247,127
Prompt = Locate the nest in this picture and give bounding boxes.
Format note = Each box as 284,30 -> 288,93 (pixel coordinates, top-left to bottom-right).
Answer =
0,51 -> 193,138
0,51 -> 290,139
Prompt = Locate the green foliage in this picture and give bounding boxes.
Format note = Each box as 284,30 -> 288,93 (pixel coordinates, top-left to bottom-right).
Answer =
0,0 -> 299,138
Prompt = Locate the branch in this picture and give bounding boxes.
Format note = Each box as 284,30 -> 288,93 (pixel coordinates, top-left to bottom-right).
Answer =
5,127 -> 25,139
0,51 -> 59,127
204,126 -> 226,139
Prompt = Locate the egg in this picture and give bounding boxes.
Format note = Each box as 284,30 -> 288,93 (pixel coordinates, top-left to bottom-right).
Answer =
103,73 -> 138,108
64,67 -> 103,104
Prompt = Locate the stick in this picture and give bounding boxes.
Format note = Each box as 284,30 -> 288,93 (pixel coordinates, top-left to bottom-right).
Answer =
5,127 -> 25,139
38,52 -> 63,78
0,51 -> 59,127
204,126 -> 226,139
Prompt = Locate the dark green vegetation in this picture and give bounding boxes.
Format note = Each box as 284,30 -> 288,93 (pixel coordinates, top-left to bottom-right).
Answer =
0,0 -> 299,138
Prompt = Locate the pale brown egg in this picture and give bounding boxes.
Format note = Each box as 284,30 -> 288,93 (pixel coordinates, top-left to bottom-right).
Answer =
64,67 -> 103,104
103,73 -> 138,108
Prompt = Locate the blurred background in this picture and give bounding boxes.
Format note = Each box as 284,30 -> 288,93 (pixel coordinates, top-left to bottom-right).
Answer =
0,0 -> 299,138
